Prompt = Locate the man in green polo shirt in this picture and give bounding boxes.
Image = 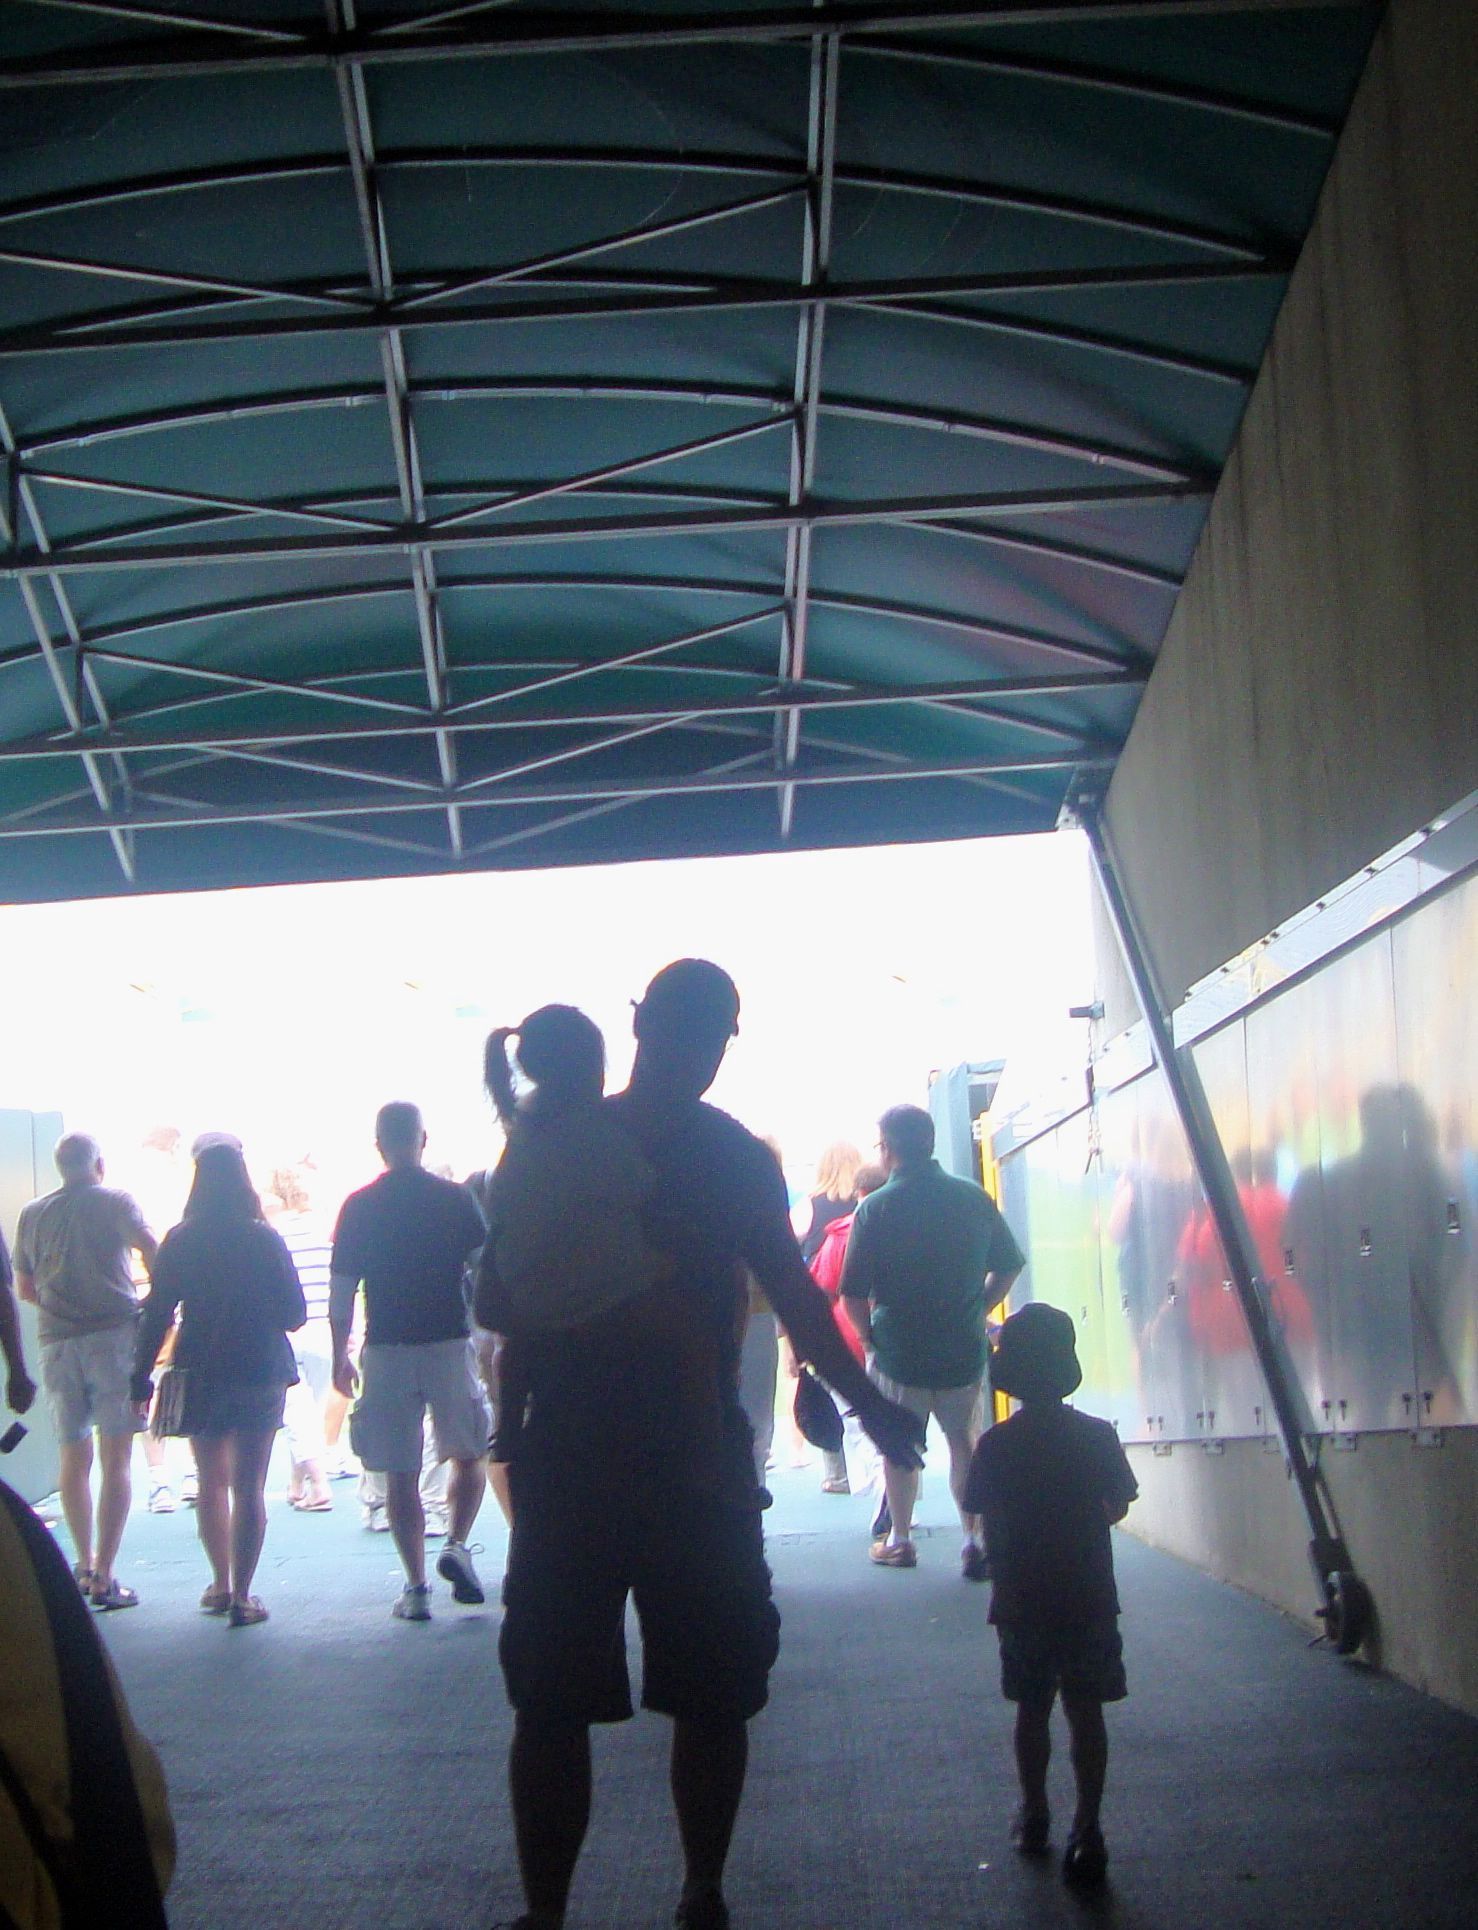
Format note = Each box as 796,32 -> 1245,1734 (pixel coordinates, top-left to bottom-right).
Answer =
842,1103 -> 1024,1579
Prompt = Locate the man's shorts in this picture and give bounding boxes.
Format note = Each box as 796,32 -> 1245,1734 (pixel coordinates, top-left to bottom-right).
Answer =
500,1459 -> 781,1726
350,1337 -> 490,1474
996,1618 -> 1127,1705
40,1326 -> 141,1442
869,1366 -> 983,1456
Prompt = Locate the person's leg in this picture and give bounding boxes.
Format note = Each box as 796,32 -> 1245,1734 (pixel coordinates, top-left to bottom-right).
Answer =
191,1434 -> 233,1597
229,1427 -> 277,1603
880,1458 -> 920,1546
938,1386 -> 984,1536
1061,1691 -> 1108,1838
671,1717 -> 748,1911
93,1430 -> 135,1586
57,1436 -> 96,1576
486,1458 -> 514,1527
386,1469 -> 426,1585
446,1454 -> 485,1545
508,1715 -> 592,1927
1014,1694 -> 1054,1823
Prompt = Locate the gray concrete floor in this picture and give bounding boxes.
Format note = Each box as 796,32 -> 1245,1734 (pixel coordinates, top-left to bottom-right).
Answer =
86,1442 -> 1478,1929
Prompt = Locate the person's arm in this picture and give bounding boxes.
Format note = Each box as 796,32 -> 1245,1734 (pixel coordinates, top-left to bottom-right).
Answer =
270,1233 -> 307,1334
981,1200 -> 1026,1319
743,1211 -> 924,1469
0,1280 -> 36,1414
837,1205 -> 876,1353
329,1273 -> 359,1397
131,1249 -> 182,1405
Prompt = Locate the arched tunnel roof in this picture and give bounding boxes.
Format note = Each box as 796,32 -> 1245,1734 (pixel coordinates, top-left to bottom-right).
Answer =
0,1 -> 1379,900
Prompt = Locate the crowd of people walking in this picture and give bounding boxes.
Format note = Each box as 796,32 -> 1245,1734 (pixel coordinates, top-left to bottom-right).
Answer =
0,957 -> 1138,1929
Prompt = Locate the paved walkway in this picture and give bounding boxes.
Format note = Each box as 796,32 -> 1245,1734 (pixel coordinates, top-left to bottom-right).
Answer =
90,1451 -> 1478,1930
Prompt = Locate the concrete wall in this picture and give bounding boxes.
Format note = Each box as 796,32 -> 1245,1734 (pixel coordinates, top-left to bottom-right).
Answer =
1124,1429 -> 1478,1717
1101,0 -> 1478,1029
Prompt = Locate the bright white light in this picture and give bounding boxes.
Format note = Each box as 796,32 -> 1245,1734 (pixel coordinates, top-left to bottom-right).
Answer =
0,832 -> 1093,1218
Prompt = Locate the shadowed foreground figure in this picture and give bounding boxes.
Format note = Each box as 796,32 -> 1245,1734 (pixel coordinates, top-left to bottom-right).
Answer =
487,960 -> 926,1930
966,1303 -> 1138,1887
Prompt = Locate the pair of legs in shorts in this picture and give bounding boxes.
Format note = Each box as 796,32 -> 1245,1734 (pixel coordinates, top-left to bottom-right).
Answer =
999,1617 -> 1126,1879
41,1325 -> 141,1607
349,1337 -> 489,1594
499,1453 -> 780,1928
868,1367 -> 984,1564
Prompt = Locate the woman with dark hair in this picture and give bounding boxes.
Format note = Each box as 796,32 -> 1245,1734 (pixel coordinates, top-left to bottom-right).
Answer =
132,1143 -> 305,1627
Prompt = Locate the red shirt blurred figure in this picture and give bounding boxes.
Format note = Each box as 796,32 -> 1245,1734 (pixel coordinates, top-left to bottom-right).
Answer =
1179,1150 -> 1314,1357
808,1163 -> 888,1366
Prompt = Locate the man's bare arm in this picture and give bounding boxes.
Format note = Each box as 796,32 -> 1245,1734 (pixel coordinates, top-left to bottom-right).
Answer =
329,1272 -> 359,1397
841,1294 -> 872,1353
134,1230 -> 159,1275
983,1266 -> 1021,1320
0,1284 -> 36,1413
15,1268 -> 36,1307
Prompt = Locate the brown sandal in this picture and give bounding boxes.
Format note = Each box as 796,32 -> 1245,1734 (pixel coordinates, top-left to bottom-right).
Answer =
200,1585 -> 231,1615
228,1596 -> 269,1627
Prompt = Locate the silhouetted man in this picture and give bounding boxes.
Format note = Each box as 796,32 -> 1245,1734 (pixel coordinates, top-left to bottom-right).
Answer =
14,1134 -> 157,1610
842,1103 -> 1024,1578
329,1102 -> 490,1620
493,960 -> 925,1930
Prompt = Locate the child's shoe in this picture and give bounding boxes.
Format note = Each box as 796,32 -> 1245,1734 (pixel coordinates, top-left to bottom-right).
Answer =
1062,1826 -> 1108,1886
1010,1805 -> 1051,1855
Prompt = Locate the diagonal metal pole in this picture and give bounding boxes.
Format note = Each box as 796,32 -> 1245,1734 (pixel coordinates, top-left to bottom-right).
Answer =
1069,781 -> 1369,1648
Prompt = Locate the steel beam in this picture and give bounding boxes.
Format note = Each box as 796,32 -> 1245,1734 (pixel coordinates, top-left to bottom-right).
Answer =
3,482 -> 1207,578
0,4 -> 1372,89
0,747 -> 1114,839
0,261 -> 1286,360
0,669 -> 1138,762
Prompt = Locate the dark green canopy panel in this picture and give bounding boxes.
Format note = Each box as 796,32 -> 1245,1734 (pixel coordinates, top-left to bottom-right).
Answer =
0,1 -> 1379,900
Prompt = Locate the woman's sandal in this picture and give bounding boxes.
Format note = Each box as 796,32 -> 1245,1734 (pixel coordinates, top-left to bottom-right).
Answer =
288,1494 -> 333,1512
72,1563 -> 94,1594
89,1577 -> 139,1612
200,1585 -> 231,1615
227,1596 -> 269,1627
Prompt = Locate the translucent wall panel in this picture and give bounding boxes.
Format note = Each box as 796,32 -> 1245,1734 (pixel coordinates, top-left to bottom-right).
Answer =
1391,876 -> 1478,1424
1188,1022 -> 1263,1438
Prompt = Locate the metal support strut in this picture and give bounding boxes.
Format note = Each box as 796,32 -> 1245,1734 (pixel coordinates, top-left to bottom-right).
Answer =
1070,786 -> 1371,1655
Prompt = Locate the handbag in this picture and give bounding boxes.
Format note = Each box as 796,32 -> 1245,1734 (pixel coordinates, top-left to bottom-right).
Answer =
150,1364 -> 191,1438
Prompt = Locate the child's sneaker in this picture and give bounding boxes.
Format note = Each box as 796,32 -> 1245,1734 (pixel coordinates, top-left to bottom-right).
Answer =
1010,1805 -> 1051,1855
1062,1826 -> 1108,1886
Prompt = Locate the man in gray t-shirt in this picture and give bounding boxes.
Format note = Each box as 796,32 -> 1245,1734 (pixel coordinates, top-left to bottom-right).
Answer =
15,1133 -> 157,1610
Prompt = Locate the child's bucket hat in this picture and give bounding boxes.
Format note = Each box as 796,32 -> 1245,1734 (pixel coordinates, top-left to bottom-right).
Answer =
990,1302 -> 1082,1402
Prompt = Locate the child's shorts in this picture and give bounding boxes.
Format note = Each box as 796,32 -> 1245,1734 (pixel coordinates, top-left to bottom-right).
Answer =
996,1617 -> 1127,1704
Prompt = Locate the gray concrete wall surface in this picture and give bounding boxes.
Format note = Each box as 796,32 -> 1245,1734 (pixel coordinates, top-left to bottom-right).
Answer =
1100,0 -> 1478,1029
1124,1427 -> 1478,1717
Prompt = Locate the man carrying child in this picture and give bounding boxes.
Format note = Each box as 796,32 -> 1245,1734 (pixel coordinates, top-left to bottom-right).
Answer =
965,1301 -> 1138,1887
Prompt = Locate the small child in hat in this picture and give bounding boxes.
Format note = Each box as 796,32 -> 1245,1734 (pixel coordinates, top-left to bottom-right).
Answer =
963,1302 -> 1138,1887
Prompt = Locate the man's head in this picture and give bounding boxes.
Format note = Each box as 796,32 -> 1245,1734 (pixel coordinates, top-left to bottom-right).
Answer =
54,1133 -> 103,1186
990,1301 -> 1081,1405
877,1104 -> 934,1174
375,1101 -> 426,1169
630,959 -> 740,1101
854,1161 -> 888,1201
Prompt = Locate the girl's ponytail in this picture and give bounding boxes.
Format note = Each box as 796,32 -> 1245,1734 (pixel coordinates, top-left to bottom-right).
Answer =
485,1027 -> 520,1127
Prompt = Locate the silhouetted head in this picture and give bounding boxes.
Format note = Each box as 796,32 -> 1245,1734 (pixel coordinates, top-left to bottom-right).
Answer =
519,1005 -> 605,1102
54,1133 -> 103,1186
878,1104 -> 934,1174
991,1302 -> 1082,1404
375,1101 -> 426,1170
630,959 -> 740,1101
854,1162 -> 887,1200
184,1142 -> 262,1222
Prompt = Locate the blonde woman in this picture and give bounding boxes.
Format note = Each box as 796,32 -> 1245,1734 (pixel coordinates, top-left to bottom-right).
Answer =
789,1141 -> 864,1490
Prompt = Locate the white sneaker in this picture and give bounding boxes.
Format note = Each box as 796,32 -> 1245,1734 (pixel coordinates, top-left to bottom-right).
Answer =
180,1473 -> 198,1506
392,1582 -> 432,1621
147,1484 -> 178,1515
423,1508 -> 450,1539
436,1540 -> 486,1605
361,1504 -> 391,1533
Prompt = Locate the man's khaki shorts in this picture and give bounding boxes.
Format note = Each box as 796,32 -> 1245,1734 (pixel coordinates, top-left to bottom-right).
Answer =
349,1337 -> 490,1473
41,1325 -> 141,1442
868,1365 -> 983,1459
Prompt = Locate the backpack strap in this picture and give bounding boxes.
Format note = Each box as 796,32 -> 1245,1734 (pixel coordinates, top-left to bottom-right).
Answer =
0,1479 -> 169,1929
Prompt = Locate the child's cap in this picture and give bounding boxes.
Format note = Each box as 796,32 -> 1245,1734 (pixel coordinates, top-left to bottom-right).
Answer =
990,1302 -> 1082,1402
